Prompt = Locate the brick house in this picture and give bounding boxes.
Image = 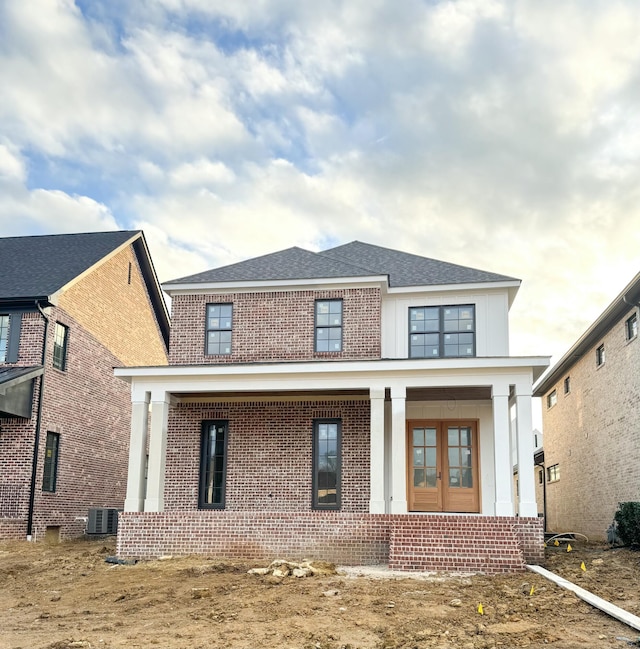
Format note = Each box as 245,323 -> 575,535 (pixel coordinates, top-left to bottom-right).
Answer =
534,271 -> 640,540
115,241 -> 548,572
0,231 -> 169,541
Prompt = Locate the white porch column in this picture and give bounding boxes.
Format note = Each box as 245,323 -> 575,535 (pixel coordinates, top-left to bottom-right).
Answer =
124,391 -> 150,512
390,385 -> 408,514
515,384 -> 538,518
369,387 -> 386,514
144,390 -> 170,513
492,382 -> 514,516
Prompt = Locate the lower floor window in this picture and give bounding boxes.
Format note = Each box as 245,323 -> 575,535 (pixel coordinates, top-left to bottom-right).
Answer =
42,432 -> 60,492
199,421 -> 228,508
312,419 -> 341,509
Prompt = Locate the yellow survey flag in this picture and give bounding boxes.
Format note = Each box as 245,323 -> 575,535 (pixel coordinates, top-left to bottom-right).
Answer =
581,561 -> 586,572
554,539 -> 559,546
477,603 -> 484,615
567,543 -> 572,552
529,585 -> 535,596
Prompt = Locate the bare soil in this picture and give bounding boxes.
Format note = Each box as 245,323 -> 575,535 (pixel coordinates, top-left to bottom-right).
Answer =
1,537 -> 639,649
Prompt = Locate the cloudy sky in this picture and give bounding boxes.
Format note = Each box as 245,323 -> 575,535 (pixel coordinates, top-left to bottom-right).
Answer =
1,0 -> 640,373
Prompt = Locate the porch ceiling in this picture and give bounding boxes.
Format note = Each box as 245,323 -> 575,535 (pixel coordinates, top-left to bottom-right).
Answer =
174,386 -> 491,401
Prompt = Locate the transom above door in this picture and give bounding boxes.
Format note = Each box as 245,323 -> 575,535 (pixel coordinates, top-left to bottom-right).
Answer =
407,420 -> 479,513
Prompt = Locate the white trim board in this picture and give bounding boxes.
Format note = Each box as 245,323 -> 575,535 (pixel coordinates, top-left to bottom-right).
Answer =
527,564 -> 640,632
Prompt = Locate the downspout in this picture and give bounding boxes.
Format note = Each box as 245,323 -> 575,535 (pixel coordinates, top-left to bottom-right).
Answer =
26,300 -> 49,541
535,458 -> 547,534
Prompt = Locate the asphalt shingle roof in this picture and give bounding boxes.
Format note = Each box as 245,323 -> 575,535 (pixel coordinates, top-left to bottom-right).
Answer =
166,241 -> 517,288
0,231 -> 138,301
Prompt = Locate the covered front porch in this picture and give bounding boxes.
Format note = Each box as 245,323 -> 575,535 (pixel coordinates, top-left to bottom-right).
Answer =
115,357 -> 547,572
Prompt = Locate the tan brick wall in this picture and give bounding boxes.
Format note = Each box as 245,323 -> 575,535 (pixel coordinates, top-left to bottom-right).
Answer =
169,288 -> 381,365
59,245 -> 167,367
541,307 -> 640,540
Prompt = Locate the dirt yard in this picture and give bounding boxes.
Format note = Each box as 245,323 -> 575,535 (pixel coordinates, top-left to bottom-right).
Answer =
1,538 -> 639,649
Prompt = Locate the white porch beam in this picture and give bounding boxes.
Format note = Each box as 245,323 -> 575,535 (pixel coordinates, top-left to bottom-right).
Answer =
492,382 -> 514,516
124,393 -> 150,512
390,385 -> 408,514
515,385 -> 538,517
144,391 -> 170,513
369,387 -> 386,514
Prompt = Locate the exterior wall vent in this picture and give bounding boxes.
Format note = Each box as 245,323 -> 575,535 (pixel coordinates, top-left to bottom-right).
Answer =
87,508 -> 119,535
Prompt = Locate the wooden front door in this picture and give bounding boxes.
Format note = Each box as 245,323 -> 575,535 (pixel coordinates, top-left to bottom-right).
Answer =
407,420 -> 480,513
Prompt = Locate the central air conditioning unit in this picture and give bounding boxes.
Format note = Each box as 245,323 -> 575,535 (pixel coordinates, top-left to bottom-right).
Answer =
87,508 -> 119,535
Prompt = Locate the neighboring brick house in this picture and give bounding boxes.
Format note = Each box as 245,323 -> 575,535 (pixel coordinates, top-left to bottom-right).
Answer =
116,242 -> 548,572
534,271 -> 640,540
0,231 -> 169,541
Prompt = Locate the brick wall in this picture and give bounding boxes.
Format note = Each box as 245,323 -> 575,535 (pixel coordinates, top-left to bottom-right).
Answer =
541,306 -> 640,540
0,240 -> 168,540
117,512 -> 543,574
58,245 -> 167,367
168,288 -> 381,365
165,400 -> 371,513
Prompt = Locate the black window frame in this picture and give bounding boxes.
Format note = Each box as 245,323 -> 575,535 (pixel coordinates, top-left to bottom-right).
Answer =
314,299 -> 343,353
547,389 -> 557,408
626,312 -> 638,341
596,343 -> 605,367
0,314 -> 8,363
198,420 -> 229,509
52,322 -> 68,371
408,304 -> 476,359
312,418 -> 342,510
563,376 -> 571,394
547,463 -> 560,483
205,303 -> 233,356
42,432 -> 60,493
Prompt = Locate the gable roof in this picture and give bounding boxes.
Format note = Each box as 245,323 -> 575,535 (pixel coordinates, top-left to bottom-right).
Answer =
165,240 -> 517,289
0,230 -> 170,348
533,268 -> 640,396
0,231 -> 136,302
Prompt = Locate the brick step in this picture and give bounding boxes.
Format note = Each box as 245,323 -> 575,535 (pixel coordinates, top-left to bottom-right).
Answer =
388,516 -> 526,573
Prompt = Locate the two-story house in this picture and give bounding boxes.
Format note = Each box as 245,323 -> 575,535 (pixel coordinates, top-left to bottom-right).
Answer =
534,270 -> 640,540
0,231 -> 169,541
115,241 -> 548,572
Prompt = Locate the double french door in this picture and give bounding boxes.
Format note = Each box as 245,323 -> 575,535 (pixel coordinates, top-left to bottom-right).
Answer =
407,420 -> 480,513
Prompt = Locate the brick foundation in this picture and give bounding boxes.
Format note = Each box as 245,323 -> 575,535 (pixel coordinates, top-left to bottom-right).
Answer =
117,512 -> 544,573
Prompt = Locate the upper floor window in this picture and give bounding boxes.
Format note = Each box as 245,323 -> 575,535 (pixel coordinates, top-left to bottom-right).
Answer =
52,322 -> 68,371
596,343 -> 605,367
547,463 -> 560,483
547,389 -> 557,408
409,305 -> 475,358
206,304 -> 233,355
0,315 -> 8,363
315,300 -> 342,352
626,313 -> 638,341
563,376 -> 571,394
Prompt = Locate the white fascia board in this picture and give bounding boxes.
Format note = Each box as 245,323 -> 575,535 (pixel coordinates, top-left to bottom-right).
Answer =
386,280 -> 521,296
163,275 -> 389,295
115,357 -> 550,393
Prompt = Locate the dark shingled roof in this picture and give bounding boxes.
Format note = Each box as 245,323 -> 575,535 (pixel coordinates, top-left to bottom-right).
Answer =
166,241 -> 517,288
165,246 -> 377,285
0,231 -> 138,302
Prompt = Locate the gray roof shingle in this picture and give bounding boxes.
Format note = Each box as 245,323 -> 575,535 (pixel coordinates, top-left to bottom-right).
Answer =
166,241 -> 517,288
0,231 -> 138,301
